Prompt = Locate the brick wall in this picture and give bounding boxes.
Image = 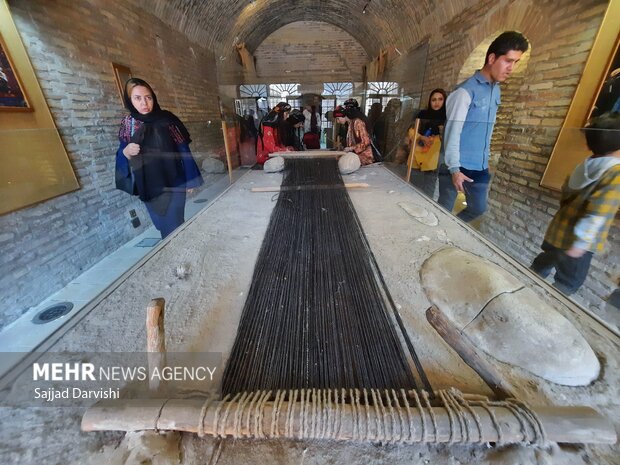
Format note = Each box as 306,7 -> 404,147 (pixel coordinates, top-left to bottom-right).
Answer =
0,0 -> 223,328
253,21 -> 368,84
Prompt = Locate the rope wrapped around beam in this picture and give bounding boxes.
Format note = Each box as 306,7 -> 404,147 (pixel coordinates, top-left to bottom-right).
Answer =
81,388 -> 617,445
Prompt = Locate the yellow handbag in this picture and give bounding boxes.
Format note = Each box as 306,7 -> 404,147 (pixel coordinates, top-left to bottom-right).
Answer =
413,135 -> 441,171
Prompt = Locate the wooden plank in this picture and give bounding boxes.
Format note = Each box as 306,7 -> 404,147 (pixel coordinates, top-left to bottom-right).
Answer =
406,118 -> 420,183
251,183 -> 369,193
426,305 -> 514,400
269,150 -> 347,158
221,121 -> 233,184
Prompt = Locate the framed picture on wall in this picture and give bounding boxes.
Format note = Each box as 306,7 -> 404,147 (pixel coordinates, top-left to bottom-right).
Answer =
541,0 -> 619,190
111,62 -> 132,106
0,33 -> 31,111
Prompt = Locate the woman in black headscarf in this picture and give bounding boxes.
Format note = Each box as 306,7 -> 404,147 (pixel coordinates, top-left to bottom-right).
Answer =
115,78 -> 203,238
283,109 -> 306,151
406,88 -> 447,197
415,88 -> 447,140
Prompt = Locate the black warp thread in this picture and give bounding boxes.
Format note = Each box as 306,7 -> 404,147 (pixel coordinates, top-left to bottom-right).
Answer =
222,158 -> 427,395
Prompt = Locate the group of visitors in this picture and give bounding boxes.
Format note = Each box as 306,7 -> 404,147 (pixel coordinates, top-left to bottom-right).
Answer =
253,98 -> 381,167
404,30 -> 620,296
255,102 -> 307,164
112,30 -> 620,297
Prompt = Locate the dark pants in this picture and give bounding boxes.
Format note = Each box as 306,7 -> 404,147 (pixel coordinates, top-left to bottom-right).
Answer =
530,241 -> 593,295
145,190 -> 187,239
437,166 -> 490,222
410,169 -> 437,199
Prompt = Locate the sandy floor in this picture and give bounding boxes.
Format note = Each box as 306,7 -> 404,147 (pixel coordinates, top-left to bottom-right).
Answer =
0,165 -> 618,465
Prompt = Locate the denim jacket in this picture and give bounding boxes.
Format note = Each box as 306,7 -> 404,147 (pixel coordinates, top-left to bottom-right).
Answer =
442,71 -> 501,173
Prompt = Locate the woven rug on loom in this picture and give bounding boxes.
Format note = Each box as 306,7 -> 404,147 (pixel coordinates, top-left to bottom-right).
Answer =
222,158 -> 427,395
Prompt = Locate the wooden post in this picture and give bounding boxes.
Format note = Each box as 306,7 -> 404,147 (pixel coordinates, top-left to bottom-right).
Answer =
221,120 -> 233,184
234,118 -> 242,166
146,298 -> 166,392
405,118 -> 421,184
426,305 -> 514,399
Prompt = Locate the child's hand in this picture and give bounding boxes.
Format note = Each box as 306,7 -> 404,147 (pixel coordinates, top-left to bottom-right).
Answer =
566,246 -> 586,258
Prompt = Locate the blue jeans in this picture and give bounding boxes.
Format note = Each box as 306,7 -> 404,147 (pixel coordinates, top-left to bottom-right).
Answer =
438,168 -> 457,211
530,241 -> 593,295
437,166 -> 490,222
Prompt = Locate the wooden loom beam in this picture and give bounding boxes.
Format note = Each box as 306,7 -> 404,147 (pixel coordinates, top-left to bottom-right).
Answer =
251,183 -> 369,193
81,397 -> 616,444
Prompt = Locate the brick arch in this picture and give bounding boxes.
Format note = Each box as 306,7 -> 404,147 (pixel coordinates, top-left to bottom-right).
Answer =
459,0 -> 548,67
144,0 -> 448,60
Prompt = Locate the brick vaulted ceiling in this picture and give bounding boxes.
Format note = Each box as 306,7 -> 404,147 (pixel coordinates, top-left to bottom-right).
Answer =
137,0 -> 468,57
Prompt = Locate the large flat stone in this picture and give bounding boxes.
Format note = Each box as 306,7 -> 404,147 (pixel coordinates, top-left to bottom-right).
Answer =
420,247 -> 523,329
465,289 -> 600,386
421,247 -> 600,386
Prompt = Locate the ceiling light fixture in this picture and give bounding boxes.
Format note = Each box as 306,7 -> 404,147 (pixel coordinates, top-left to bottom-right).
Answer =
362,0 -> 371,14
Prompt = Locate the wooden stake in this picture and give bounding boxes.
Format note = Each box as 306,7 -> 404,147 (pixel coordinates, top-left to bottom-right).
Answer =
405,118 -> 421,183
426,305 -> 514,399
221,121 -> 233,184
146,298 -> 166,392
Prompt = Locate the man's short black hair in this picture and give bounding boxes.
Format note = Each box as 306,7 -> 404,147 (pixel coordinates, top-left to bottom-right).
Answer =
585,112 -> 620,156
485,31 -> 529,65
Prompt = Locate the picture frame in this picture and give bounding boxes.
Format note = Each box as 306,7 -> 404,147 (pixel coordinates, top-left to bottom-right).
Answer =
588,35 -> 620,119
0,32 -> 31,111
541,0 -> 619,190
111,62 -> 132,105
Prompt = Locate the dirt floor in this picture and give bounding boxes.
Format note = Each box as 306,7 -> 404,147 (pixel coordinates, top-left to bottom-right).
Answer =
0,165 -> 618,464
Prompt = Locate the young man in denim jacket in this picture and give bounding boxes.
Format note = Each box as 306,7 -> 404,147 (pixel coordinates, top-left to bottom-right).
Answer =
438,31 -> 529,222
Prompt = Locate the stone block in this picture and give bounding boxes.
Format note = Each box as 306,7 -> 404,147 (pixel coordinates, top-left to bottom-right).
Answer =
201,157 -> 226,174
338,153 -> 361,174
422,247 -> 600,386
264,156 -> 285,173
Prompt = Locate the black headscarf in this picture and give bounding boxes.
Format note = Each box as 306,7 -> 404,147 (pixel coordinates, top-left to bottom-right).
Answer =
123,78 -> 190,214
258,101 -> 291,146
123,78 -> 191,141
343,98 -> 359,110
283,110 -> 305,150
344,106 -> 372,134
416,88 -> 447,136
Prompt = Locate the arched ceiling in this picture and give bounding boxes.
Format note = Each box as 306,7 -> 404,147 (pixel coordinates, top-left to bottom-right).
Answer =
136,0 -> 447,58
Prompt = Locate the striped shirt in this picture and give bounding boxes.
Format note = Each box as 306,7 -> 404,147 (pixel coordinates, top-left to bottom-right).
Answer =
544,164 -> 620,252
